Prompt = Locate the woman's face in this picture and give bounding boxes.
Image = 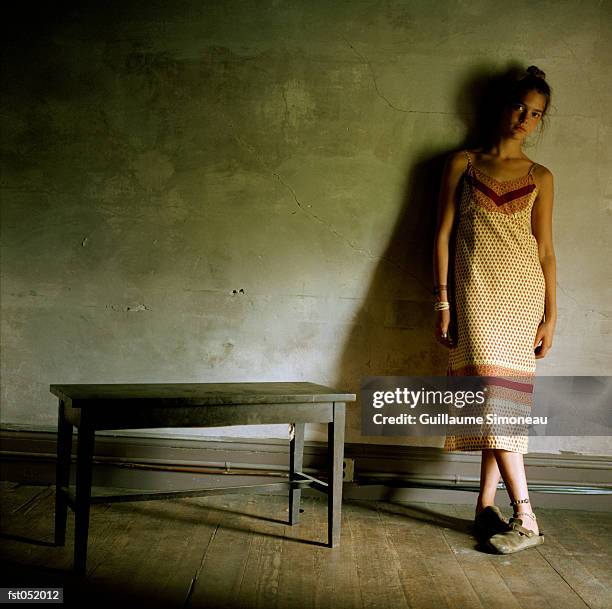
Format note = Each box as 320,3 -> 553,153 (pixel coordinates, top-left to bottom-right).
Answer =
501,89 -> 547,140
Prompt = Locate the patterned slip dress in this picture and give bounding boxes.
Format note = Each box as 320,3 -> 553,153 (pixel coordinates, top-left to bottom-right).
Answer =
443,150 -> 546,454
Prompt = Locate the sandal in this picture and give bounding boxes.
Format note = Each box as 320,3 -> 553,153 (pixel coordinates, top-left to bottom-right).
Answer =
472,505 -> 510,539
487,516 -> 545,554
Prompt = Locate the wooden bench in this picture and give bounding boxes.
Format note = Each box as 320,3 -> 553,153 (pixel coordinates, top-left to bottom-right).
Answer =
50,381 -> 356,575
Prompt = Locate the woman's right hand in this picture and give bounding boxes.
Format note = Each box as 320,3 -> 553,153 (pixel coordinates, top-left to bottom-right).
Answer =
435,309 -> 455,348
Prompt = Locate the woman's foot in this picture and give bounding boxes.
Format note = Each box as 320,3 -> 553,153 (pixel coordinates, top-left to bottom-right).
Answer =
487,513 -> 544,554
514,511 -> 539,535
473,505 -> 510,539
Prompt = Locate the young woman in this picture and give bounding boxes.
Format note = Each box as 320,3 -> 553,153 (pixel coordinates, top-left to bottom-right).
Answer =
432,66 -> 557,553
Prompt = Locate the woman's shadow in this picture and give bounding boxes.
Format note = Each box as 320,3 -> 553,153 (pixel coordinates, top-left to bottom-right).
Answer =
333,62 -> 525,529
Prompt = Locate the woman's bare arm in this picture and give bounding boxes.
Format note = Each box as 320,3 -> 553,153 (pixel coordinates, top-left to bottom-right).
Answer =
433,151 -> 467,344
531,165 -> 557,357
433,152 -> 466,292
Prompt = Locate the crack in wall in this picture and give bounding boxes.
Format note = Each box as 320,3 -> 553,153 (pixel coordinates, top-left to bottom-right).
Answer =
272,171 -> 383,259
342,36 -> 459,115
556,283 -> 610,318
220,107 -> 431,296
271,171 -> 431,295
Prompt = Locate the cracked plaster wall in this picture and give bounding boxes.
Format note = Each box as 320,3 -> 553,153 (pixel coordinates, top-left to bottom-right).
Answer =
1,1 -> 611,455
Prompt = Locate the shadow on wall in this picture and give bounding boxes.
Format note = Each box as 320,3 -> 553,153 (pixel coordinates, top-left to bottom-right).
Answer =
334,61 -> 529,443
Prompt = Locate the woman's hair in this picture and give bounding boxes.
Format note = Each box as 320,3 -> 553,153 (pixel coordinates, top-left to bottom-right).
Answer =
508,65 -> 552,116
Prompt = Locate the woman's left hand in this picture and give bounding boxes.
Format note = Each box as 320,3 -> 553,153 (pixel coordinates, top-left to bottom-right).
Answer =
534,319 -> 555,359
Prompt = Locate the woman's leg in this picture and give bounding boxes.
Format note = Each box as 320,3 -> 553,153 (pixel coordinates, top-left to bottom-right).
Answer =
493,449 -> 539,534
476,448 -> 502,516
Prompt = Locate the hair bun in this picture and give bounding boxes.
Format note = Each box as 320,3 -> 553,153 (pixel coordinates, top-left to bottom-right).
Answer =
526,65 -> 546,80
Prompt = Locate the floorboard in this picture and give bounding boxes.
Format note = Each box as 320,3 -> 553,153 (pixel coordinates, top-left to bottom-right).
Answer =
1,483 -> 610,609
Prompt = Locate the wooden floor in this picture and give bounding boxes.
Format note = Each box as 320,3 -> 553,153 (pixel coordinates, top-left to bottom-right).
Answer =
1,481 -> 610,609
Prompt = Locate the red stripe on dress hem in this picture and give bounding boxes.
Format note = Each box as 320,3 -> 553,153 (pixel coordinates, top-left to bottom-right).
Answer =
481,376 -> 534,394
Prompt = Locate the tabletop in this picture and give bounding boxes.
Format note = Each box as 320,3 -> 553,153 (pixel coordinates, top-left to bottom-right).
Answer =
50,381 -> 356,407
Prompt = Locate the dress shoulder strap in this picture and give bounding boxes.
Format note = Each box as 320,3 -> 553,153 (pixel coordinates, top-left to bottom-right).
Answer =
528,162 -> 537,175
464,149 -> 473,167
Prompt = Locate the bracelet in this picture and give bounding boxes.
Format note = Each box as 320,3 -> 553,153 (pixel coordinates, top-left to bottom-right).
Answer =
515,512 -> 537,520
434,301 -> 450,311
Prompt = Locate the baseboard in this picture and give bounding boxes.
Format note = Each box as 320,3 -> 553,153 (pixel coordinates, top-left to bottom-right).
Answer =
1,425 -> 611,511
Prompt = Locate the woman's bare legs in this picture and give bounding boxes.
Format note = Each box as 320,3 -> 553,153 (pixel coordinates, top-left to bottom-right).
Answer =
476,448 -> 502,516
493,449 -> 539,534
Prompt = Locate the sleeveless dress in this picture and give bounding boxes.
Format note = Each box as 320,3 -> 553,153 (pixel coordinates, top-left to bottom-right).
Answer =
443,150 -> 546,454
